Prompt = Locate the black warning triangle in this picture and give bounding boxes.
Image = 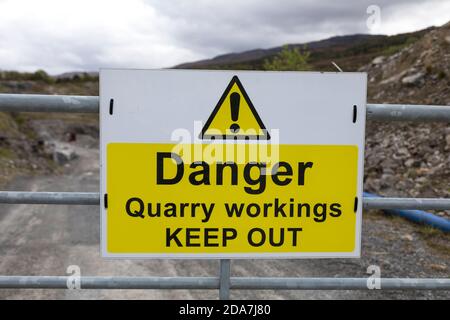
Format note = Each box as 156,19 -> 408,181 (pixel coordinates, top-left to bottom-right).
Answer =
200,76 -> 270,140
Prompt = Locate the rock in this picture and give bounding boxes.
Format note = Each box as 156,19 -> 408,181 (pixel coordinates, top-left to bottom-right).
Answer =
402,72 -> 424,85
416,176 -> 427,183
380,173 -> 395,188
429,264 -> 447,271
401,234 -> 414,241
397,147 -> 410,156
404,159 -> 415,167
416,167 -> 429,175
53,145 -> 77,165
379,70 -> 407,85
372,56 -> 385,65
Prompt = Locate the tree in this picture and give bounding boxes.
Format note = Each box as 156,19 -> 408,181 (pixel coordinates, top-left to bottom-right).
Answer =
263,45 -> 311,71
31,69 -> 54,84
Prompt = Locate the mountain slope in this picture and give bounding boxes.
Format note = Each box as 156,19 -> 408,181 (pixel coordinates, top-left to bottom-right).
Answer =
363,22 -> 450,105
362,22 -> 449,212
175,28 -> 433,72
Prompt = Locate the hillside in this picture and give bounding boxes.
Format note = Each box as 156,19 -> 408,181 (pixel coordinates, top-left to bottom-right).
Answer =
0,72 -> 98,186
175,28 -> 432,71
362,21 -> 450,214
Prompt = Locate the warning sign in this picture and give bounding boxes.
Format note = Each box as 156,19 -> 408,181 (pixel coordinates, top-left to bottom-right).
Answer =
107,143 -> 357,254
100,69 -> 367,258
200,76 -> 270,140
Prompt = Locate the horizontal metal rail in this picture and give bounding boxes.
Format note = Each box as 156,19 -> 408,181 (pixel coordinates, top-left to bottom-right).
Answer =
363,197 -> 450,211
232,277 -> 450,290
0,94 -> 449,122
0,276 -> 448,290
0,276 -> 218,290
366,103 -> 450,122
0,94 -> 98,113
0,191 -> 449,210
0,191 -> 99,205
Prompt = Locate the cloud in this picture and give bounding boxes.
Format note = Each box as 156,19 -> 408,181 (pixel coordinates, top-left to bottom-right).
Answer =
0,0 -> 199,73
0,0 -> 448,74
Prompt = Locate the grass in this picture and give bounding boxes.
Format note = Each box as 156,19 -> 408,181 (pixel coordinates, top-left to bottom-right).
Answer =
418,225 -> 448,238
0,113 -> 17,133
367,210 -> 450,256
0,147 -> 14,159
381,44 -> 407,56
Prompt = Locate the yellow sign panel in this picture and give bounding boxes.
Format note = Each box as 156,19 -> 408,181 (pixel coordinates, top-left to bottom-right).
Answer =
106,143 -> 358,256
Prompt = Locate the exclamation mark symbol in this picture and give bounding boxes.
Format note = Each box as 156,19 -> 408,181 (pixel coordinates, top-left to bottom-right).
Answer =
230,92 -> 240,133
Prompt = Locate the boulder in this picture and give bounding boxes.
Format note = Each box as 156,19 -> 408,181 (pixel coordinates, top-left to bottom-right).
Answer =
371,56 -> 385,65
52,145 -> 77,165
401,72 -> 424,85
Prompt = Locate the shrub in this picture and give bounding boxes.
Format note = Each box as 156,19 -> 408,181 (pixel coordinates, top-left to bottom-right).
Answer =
263,45 -> 311,71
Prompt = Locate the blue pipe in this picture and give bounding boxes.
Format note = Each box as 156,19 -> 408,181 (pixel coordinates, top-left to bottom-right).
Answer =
363,192 -> 450,232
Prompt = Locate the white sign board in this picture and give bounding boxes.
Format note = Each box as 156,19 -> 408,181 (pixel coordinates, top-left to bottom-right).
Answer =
100,69 -> 366,259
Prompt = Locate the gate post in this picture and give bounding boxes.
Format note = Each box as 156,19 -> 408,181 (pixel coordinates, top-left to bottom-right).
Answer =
219,259 -> 231,300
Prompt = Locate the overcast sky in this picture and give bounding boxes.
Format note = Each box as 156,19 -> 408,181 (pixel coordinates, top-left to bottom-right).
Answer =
0,0 -> 449,74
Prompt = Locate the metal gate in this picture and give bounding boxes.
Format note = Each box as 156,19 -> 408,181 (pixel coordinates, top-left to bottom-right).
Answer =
0,93 -> 449,299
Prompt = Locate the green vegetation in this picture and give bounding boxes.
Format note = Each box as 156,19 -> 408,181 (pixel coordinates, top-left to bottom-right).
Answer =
0,70 -> 48,81
0,112 -> 19,134
0,147 -> 14,159
263,45 -> 311,71
30,70 -> 54,84
0,70 -> 99,83
380,36 -> 418,56
418,225 -> 450,255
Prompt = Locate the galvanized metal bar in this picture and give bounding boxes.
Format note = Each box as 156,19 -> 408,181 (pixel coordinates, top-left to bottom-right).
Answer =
0,276 -> 218,289
0,94 -> 449,122
363,197 -> 450,210
366,103 -> 450,122
231,277 -> 450,290
0,191 -> 449,210
0,191 -> 99,205
219,259 -> 231,300
0,276 -> 449,290
0,94 -> 98,113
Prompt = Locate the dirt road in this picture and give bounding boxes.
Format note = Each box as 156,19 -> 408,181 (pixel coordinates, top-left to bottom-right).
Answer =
0,135 -> 448,300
